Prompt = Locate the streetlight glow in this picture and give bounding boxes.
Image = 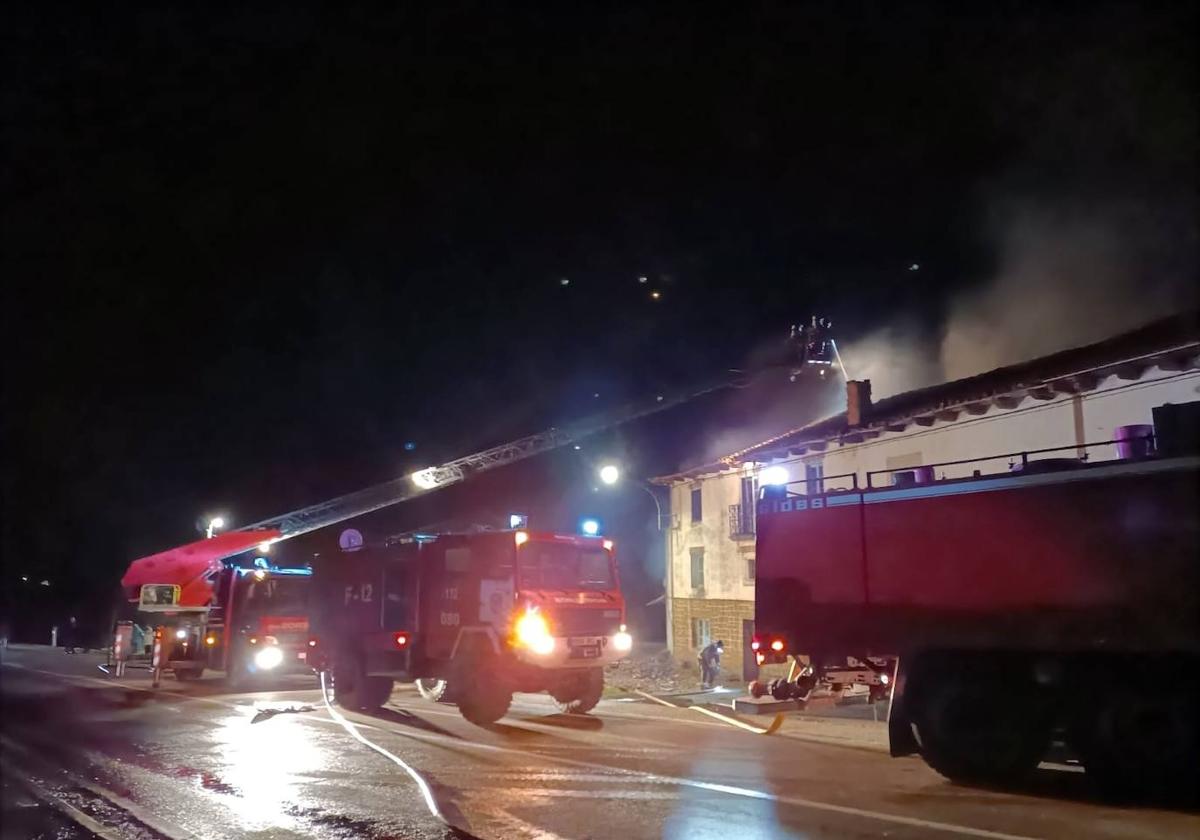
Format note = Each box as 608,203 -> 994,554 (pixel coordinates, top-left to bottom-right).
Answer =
599,464 -> 620,485
760,465 -> 791,486
205,516 -> 227,539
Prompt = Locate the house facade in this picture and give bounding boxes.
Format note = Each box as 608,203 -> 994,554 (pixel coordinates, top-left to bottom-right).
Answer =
656,314 -> 1200,682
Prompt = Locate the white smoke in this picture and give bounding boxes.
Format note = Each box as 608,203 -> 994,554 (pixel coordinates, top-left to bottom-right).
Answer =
940,199 -> 1196,381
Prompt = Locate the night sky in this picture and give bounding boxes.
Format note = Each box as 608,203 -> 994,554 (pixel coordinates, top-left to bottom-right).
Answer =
3,4 -> 1195,630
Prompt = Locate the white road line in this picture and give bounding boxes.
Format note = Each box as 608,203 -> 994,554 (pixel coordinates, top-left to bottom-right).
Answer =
11,661 -> 1046,840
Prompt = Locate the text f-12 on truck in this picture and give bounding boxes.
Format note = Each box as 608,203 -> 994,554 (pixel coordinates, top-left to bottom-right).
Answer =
310,529 -> 632,725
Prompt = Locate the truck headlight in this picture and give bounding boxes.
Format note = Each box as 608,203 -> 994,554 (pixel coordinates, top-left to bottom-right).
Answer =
613,624 -> 632,652
514,610 -> 555,655
254,646 -> 284,670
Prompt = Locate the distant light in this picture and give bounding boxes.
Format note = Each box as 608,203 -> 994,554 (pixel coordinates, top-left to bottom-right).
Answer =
560,277 -> 570,286
175,629 -> 188,640
638,276 -> 648,284
656,395 -> 663,402
40,580 -> 50,587
254,646 -> 284,670
770,639 -> 785,652
205,635 -> 217,646
209,516 -> 225,530
411,468 -> 439,489
599,464 -> 620,485
581,518 -> 601,536
650,291 -> 661,300
509,513 -> 528,529
908,263 -> 920,271
593,392 -> 600,398
404,441 -> 416,451
759,465 -> 790,486
573,444 -> 582,450
20,576 -> 28,582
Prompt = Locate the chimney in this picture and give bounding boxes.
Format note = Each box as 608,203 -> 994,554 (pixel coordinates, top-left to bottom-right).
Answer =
847,379 -> 872,427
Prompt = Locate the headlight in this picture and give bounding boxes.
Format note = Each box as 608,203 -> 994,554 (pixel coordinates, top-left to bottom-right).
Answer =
175,629 -> 188,640
514,610 -> 555,655
613,631 -> 633,652
254,646 -> 284,670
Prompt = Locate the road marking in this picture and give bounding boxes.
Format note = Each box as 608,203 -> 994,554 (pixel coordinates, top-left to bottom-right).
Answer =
632,688 -> 785,734
317,672 -> 445,824
9,660 -> 1046,840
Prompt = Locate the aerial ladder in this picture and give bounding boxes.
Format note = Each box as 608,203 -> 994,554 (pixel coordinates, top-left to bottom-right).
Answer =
125,319 -> 846,572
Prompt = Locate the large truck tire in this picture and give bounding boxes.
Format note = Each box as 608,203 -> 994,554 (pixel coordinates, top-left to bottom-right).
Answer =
457,657 -> 512,726
357,676 -> 395,709
551,668 -> 604,714
1070,682 -> 1197,802
416,678 -> 449,702
910,660 -> 1050,785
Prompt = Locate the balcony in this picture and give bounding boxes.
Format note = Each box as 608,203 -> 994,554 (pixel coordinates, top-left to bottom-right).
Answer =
728,503 -> 755,540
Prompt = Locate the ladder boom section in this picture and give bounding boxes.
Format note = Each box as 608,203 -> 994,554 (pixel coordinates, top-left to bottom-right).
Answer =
242,370 -> 745,540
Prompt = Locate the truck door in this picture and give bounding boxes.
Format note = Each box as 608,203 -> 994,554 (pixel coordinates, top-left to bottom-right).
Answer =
419,538 -> 514,659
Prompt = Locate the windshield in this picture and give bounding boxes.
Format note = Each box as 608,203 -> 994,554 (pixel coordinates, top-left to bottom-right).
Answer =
239,576 -> 309,615
518,543 -> 614,591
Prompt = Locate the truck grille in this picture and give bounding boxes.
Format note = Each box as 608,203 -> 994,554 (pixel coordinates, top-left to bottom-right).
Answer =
552,608 -> 621,637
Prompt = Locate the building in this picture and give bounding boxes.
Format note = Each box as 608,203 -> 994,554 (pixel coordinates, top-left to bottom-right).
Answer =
655,313 -> 1200,682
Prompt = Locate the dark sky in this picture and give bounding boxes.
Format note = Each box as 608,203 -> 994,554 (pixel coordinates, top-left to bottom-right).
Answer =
3,3 -> 1195,616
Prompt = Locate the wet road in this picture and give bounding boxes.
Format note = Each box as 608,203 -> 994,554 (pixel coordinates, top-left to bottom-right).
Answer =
2,645 -> 1196,840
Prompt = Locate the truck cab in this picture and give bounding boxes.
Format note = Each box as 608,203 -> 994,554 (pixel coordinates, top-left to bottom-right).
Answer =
312,529 -> 632,725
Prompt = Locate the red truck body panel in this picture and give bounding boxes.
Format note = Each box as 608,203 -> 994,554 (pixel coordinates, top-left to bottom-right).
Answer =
755,457 -> 1200,655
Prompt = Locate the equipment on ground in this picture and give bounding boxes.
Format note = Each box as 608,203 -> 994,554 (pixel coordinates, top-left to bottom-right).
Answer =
751,402 -> 1199,795
309,529 -> 631,725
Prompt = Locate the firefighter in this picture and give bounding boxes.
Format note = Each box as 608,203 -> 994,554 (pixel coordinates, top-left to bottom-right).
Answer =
698,639 -> 725,689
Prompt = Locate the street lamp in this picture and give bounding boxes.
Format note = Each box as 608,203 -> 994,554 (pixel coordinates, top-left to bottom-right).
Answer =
597,464 -> 664,531
205,516 -> 226,539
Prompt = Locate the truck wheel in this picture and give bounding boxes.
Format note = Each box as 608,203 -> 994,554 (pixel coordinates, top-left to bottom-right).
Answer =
460,683 -> 512,726
913,671 -> 1050,785
416,678 -> 449,702
330,660 -> 362,709
551,668 -> 604,714
1070,684 -> 1197,801
358,676 -> 394,710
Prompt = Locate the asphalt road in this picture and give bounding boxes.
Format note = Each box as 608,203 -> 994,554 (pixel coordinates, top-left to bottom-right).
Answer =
1,645 -> 1196,840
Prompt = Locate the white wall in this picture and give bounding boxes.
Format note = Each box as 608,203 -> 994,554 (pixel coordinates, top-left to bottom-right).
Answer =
663,366 -> 1200,627
799,367 -> 1200,485
667,469 -> 757,603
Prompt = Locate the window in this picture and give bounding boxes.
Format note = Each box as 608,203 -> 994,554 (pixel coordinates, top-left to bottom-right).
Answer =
745,556 -> 756,583
689,547 -> 705,590
690,487 -> 703,523
740,476 -> 756,508
691,618 -> 712,649
805,462 -> 824,495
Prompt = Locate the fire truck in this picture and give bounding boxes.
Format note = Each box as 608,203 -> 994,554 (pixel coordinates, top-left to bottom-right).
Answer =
751,404 -> 1199,794
119,530 -> 315,682
309,529 -> 632,725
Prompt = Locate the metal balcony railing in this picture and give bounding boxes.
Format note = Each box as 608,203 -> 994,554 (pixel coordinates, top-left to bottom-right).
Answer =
728,504 -> 755,539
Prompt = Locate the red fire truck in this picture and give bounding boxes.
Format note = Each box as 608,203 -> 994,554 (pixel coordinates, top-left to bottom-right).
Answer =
120,530 -> 316,682
310,529 -> 632,725
752,412 -> 1199,793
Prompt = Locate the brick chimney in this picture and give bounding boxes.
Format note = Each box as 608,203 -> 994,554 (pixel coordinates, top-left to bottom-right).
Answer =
846,379 -> 872,427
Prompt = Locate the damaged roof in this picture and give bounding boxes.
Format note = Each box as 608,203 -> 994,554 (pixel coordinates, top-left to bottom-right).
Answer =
655,311 -> 1200,482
